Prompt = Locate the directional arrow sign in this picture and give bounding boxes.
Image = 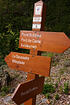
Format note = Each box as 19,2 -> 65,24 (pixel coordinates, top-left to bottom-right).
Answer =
12,76 -> 44,105
5,52 -> 51,77
19,31 -> 70,53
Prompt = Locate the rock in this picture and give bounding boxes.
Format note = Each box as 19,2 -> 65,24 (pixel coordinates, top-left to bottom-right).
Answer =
68,95 -> 70,98
4,71 -> 11,86
46,99 -> 50,104
0,78 -> 2,90
0,61 -> 4,66
0,66 -> 4,77
42,98 -> 50,104
42,98 -> 47,103
64,60 -> 70,67
10,88 -> 15,93
3,95 -> 11,103
0,65 -> 11,87
67,101 -> 70,104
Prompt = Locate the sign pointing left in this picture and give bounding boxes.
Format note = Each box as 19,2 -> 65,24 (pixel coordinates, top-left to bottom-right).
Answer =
5,52 -> 51,77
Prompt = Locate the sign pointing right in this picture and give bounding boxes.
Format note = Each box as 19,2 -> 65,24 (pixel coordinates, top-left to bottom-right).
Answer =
19,31 -> 70,53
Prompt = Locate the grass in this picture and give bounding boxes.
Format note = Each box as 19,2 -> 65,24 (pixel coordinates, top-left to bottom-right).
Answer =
55,94 -> 60,100
45,93 -> 52,99
59,86 -> 63,93
64,82 -> 69,94
55,82 -> 58,88
1,91 -> 6,96
1,86 -> 10,96
42,52 -> 54,57
59,67 -> 66,75
43,83 -> 55,94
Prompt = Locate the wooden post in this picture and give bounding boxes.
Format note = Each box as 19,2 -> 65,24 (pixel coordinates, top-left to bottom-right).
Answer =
24,72 -> 39,105
24,1 -> 46,105
24,49 -> 39,105
5,1 -> 70,105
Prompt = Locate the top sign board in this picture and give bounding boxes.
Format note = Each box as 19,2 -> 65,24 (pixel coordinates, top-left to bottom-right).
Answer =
35,5 -> 42,15
34,1 -> 43,16
32,0 -> 46,31
19,31 -> 70,53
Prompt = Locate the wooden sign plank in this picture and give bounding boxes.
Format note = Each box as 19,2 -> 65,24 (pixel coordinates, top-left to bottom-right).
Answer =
12,76 -> 44,105
19,31 -> 70,53
5,52 -> 51,77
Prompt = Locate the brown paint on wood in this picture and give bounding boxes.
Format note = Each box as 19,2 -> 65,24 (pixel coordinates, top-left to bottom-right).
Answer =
5,52 -> 51,77
12,76 -> 44,105
19,31 -> 70,53
24,72 -> 39,105
27,73 -> 39,80
24,50 -> 40,105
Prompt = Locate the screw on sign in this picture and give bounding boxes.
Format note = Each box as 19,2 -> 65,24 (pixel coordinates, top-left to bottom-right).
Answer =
12,76 -> 44,105
5,52 -> 51,77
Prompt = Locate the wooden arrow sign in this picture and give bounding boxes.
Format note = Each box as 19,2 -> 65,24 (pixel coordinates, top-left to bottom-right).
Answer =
5,52 -> 51,77
12,76 -> 44,105
19,31 -> 70,53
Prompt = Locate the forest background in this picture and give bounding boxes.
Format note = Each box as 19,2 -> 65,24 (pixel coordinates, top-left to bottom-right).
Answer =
0,0 -> 70,63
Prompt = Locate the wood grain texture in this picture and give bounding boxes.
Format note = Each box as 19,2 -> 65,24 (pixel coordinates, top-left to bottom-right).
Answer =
19,31 -> 70,53
12,76 -> 44,105
24,50 -> 39,105
5,52 -> 51,77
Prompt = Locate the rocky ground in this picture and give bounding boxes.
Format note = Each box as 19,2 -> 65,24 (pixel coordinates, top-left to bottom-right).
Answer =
0,48 -> 70,105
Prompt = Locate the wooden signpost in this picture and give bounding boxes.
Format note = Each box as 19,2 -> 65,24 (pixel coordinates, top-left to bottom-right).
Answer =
12,76 -> 44,105
19,31 -> 70,53
5,52 -> 51,77
5,0 -> 70,105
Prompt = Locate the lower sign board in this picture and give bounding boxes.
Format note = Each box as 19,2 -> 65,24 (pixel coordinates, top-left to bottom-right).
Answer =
12,76 -> 44,105
5,52 -> 51,77
19,31 -> 70,53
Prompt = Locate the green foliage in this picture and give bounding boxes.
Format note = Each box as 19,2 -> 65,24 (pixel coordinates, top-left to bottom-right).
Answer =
55,82 -> 58,88
45,0 -> 70,36
1,91 -> 6,96
42,52 -> 54,57
46,53 -> 54,57
1,86 -> 10,94
64,82 -> 69,94
59,86 -> 63,93
55,94 -> 60,100
1,86 -> 10,96
59,67 -> 66,75
0,0 -> 35,33
45,93 -> 51,99
43,83 -> 55,94
0,24 -> 19,58
0,0 -> 70,34
52,62 -> 58,66
0,57 -> 6,66
0,0 -> 70,59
